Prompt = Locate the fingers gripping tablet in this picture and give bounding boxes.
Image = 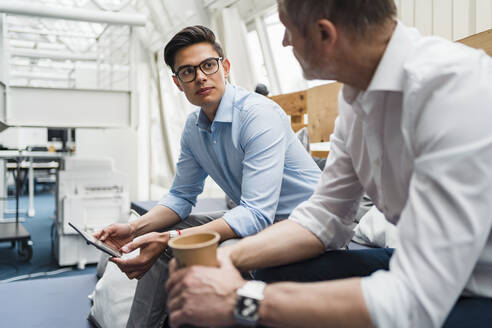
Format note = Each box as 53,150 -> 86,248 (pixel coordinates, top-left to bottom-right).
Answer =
69,222 -> 122,258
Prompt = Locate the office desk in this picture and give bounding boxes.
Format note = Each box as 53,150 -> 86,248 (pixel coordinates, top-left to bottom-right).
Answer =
0,150 -> 64,261
6,160 -> 60,217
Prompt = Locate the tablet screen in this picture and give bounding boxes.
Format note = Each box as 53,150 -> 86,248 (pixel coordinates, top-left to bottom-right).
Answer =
69,222 -> 122,257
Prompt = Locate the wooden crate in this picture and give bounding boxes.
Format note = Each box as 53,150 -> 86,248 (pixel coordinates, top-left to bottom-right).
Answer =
458,29 -> 492,57
307,82 -> 342,143
270,82 -> 342,158
270,90 -> 307,132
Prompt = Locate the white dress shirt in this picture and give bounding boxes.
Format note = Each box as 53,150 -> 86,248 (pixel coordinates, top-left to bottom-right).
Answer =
289,22 -> 492,327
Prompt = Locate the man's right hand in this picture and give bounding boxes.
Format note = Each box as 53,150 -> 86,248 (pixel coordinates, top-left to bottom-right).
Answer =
93,223 -> 135,251
110,231 -> 171,280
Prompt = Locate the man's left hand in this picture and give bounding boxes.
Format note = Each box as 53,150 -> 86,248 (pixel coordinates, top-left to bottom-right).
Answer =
166,250 -> 246,328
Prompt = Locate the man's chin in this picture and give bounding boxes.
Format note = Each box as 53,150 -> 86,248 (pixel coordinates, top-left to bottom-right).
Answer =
302,68 -> 335,82
302,71 -> 315,80
302,69 -> 320,81
188,94 -> 214,107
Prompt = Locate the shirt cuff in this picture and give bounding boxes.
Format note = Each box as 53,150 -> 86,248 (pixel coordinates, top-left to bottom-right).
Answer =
289,200 -> 355,250
361,270 -> 413,328
158,193 -> 193,220
223,204 -> 272,237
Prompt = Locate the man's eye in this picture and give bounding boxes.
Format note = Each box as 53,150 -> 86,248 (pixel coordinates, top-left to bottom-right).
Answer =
181,68 -> 194,76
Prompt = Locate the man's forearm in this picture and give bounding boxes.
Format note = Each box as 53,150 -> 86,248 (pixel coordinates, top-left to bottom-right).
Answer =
230,220 -> 325,271
260,278 -> 373,328
130,205 -> 181,237
182,218 -> 238,241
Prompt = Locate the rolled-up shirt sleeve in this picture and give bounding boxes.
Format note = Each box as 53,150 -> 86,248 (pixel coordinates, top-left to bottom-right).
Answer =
159,126 -> 207,220
223,105 -> 288,237
361,81 -> 492,327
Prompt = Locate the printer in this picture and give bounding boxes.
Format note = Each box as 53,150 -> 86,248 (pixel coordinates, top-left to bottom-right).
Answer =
55,157 -> 129,267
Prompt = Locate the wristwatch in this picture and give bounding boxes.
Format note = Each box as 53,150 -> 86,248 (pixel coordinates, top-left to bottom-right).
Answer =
233,280 -> 266,326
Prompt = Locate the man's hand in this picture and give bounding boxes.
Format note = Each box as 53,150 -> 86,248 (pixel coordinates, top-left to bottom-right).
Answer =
111,232 -> 170,280
166,250 -> 246,328
93,223 -> 134,250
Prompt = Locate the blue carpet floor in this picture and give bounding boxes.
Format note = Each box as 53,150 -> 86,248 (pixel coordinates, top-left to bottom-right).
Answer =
0,274 -> 96,328
0,192 -> 96,282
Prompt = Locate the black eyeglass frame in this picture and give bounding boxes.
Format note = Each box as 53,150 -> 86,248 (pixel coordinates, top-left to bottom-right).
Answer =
174,57 -> 223,83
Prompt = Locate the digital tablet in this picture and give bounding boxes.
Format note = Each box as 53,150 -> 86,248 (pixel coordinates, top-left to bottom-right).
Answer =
69,222 -> 122,258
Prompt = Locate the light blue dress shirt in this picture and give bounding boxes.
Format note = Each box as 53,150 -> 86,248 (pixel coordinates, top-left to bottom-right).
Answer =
159,84 -> 320,237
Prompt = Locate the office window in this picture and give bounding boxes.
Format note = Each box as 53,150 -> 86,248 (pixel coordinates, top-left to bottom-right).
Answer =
246,28 -> 270,88
264,12 -> 308,94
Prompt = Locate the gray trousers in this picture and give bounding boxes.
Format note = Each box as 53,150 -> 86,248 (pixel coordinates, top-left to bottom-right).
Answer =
126,211 -> 227,328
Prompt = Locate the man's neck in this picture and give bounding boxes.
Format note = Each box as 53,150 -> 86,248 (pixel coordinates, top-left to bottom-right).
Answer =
336,20 -> 397,91
202,103 -> 219,123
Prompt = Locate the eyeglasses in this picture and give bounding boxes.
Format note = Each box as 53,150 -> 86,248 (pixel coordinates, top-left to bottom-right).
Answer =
174,57 -> 223,83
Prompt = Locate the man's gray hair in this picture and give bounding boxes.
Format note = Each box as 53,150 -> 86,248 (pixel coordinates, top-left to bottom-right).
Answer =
279,0 -> 397,38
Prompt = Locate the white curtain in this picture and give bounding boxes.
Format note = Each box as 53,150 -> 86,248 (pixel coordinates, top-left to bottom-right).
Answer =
213,7 -> 258,91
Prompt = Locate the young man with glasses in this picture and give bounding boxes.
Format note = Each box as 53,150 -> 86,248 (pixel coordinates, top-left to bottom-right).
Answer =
94,25 -> 321,328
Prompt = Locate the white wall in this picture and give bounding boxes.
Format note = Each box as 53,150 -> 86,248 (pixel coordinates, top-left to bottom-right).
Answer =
395,0 -> 492,40
0,14 -> 5,85
0,127 -> 47,149
0,14 -> 6,124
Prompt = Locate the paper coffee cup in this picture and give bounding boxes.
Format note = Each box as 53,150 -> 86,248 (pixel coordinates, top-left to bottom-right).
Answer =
168,232 -> 220,268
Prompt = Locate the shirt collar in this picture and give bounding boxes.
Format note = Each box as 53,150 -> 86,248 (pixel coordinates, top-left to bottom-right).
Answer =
342,21 -> 418,111
196,83 -> 234,131
366,21 -> 416,93
213,83 -> 234,123
196,109 -> 212,131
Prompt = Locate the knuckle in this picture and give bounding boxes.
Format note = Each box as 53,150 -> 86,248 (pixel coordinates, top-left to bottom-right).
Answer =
182,303 -> 193,317
188,266 -> 200,276
169,312 -> 180,326
182,276 -> 194,288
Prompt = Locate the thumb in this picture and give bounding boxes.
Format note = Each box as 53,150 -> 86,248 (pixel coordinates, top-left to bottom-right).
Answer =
99,225 -> 117,241
92,230 -> 102,239
121,232 -> 157,253
218,250 -> 235,269
121,239 -> 143,254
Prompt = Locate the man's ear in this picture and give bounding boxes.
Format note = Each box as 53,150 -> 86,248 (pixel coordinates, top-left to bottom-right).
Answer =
316,19 -> 337,51
221,58 -> 231,79
172,75 -> 184,91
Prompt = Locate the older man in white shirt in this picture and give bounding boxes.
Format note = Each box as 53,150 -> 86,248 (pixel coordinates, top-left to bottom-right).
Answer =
165,1 -> 492,327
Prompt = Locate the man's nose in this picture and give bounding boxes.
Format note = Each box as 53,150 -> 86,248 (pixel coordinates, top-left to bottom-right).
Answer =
195,68 -> 208,82
282,29 -> 290,47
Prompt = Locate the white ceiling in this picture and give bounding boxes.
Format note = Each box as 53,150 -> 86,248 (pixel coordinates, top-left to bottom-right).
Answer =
1,0 -> 277,88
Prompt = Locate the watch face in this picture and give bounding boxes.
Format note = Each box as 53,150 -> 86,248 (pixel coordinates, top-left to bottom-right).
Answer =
234,295 -> 259,324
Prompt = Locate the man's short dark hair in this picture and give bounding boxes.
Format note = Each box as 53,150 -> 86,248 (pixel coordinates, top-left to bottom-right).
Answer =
279,0 -> 397,38
164,25 -> 224,72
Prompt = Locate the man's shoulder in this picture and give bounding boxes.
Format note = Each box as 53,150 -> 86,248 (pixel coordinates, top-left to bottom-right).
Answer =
230,84 -> 279,114
401,37 -> 492,150
181,110 -> 201,137
184,109 -> 200,124
403,36 -> 491,88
